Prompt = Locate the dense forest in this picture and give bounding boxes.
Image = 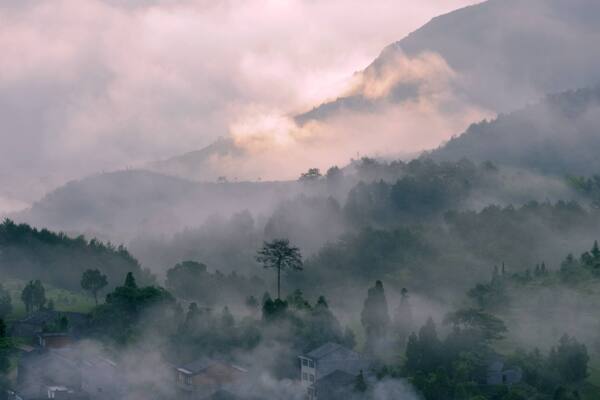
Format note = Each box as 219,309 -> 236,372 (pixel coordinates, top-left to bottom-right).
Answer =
0,219 -> 153,291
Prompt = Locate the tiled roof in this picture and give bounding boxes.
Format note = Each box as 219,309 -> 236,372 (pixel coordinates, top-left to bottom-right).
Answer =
179,357 -> 219,374
305,342 -> 357,361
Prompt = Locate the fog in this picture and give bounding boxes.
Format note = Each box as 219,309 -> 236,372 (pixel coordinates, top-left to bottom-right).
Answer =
4,1 -> 600,399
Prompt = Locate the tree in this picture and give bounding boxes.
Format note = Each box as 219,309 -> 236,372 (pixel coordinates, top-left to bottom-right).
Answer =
404,317 -> 442,375
354,370 -> 367,393
393,287 -> 413,346
444,308 -> 507,342
256,239 -> 303,299
299,168 -> 322,182
32,280 -> 46,311
0,285 -> 12,319
549,334 -> 589,384
81,269 -> 108,305
124,272 -> 137,289
245,295 -> 259,315
286,289 -> 311,311
361,280 -> 391,355
21,280 -> 46,314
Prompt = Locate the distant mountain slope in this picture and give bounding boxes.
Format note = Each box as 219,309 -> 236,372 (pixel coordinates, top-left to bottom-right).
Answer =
298,0 -> 600,123
14,170 -> 298,241
147,137 -> 244,181
428,87 -> 600,175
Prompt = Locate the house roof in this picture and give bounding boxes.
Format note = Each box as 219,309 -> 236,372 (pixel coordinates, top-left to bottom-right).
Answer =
10,311 -> 90,338
179,357 -> 221,375
314,370 -> 357,400
315,370 -> 356,388
304,342 -> 357,361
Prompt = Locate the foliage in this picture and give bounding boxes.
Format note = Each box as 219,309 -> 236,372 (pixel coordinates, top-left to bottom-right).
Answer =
256,239 -> 303,299
361,280 -> 391,356
0,285 -> 11,319
166,260 -> 264,306
0,219 -> 151,291
90,272 -> 177,345
21,280 -> 46,314
81,269 -> 108,305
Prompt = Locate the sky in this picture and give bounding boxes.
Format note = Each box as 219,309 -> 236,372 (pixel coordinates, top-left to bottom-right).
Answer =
0,0 -> 482,213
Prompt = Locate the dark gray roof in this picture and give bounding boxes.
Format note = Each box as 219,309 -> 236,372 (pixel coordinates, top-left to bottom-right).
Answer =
316,370 -> 356,387
10,311 -> 90,338
179,357 -> 219,374
304,342 -> 360,361
314,370 -> 357,400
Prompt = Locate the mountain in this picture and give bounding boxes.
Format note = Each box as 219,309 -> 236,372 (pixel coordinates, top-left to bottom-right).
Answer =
428,86 -> 600,176
13,170 -> 299,241
297,0 -> 600,123
147,137 -> 244,181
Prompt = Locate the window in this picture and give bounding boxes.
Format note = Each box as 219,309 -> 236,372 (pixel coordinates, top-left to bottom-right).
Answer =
302,359 -> 308,366
309,374 -> 315,382
308,388 -> 314,396
303,373 -> 308,381
308,360 -> 314,368
185,375 -> 192,385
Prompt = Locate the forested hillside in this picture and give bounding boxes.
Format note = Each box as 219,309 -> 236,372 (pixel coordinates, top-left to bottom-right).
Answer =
0,219 -> 151,291
429,87 -> 600,175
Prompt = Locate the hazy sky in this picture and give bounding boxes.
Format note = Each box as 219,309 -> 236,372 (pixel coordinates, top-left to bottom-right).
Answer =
0,0 -> 481,211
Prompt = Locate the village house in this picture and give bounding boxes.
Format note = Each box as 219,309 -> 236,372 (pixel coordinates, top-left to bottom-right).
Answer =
486,359 -> 523,386
10,311 -> 89,341
15,347 -> 125,400
298,342 -> 370,400
174,357 -> 247,399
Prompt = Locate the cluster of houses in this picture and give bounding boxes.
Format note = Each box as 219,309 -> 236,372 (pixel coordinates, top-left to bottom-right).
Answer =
6,311 -> 522,400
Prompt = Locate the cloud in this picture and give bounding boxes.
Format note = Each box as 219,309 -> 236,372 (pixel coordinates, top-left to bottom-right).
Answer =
219,50 -> 491,181
0,0 -> 480,210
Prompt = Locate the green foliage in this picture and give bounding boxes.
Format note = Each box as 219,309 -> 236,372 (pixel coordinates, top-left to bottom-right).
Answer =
345,158 -> 484,226
444,308 -> 508,342
549,335 -> 589,384
304,227 -> 430,289
361,280 -> 391,355
166,260 -> 264,306
354,370 -> 367,393
81,269 -> 108,305
42,316 -> 69,333
0,219 -> 150,291
468,278 -> 509,311
90,272 -> 176,345
20,280 -> 46,314
0,285 -> 11,319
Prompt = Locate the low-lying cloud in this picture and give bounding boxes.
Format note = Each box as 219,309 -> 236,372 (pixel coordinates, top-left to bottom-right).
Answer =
0,0 -> 480,211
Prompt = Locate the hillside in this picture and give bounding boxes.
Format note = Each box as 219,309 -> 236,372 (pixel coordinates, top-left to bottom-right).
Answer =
428,87 -> 600,176
297,0 -> 600,123
13,169 -> 299,240
147,137 -> 244,182
0,220 -> 148,292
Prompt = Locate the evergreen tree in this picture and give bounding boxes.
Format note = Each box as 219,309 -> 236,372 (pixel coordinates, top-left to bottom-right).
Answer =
361,280 -> 391,355
124,272 -> 137,289
393,287 -> 413,348
354,370 -> 367,393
